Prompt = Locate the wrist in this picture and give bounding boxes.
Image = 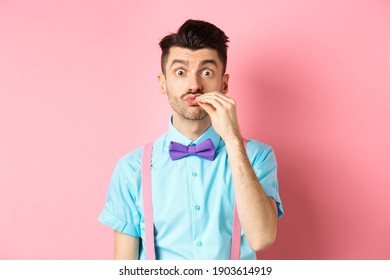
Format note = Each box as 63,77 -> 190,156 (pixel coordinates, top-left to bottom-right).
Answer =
223,131 -> 243,147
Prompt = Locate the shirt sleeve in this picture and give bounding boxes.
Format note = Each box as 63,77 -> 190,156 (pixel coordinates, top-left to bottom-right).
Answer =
98,157 -> 142,237
249,141 -> 284,218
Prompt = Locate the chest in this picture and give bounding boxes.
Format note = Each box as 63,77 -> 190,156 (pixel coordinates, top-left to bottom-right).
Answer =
152,151 -> 234,215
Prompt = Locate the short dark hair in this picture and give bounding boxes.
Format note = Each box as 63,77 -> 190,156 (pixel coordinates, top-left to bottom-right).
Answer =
159,19 -> 229,74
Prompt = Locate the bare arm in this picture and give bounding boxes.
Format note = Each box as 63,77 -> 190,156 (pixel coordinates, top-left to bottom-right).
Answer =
197,92 -> 278,252
225,138 -> 278,252
114,230 -> 139,259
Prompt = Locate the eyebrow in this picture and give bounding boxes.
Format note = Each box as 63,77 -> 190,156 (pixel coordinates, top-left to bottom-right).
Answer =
170,59 -> 189,68
199,59 -> 218,67
169,59 -> 219,69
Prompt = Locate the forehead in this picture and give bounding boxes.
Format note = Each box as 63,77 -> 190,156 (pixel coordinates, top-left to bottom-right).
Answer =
167,47 -> 222,67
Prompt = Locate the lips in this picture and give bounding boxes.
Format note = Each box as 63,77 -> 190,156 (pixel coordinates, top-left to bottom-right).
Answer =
183,94 -> 201,105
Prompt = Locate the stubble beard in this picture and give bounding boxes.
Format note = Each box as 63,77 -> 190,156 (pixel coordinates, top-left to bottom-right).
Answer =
167,92 -> 209,121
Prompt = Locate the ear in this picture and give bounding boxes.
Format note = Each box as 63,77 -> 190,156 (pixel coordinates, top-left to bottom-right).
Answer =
221,73 -> 229,94
158,74 -> 167,94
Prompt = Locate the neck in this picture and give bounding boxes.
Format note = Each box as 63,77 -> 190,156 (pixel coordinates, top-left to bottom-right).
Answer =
172,114 -> 211,141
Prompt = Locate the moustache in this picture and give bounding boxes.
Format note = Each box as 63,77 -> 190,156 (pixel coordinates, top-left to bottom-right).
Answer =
189,89 -> 203,94
182,90 -> 203,98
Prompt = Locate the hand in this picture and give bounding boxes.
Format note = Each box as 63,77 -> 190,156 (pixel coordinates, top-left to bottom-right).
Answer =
196,91 -> 241,142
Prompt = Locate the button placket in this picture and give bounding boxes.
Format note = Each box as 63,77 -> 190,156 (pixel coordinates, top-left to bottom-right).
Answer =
187,157 -> 206,257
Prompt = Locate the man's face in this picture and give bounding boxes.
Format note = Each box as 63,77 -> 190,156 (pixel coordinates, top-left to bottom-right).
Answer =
158,47 -> 229,121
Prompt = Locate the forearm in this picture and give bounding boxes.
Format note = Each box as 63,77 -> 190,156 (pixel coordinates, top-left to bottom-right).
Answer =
196,91 -> 278,251
114,230 -> 140,260
225,136 -> 278,252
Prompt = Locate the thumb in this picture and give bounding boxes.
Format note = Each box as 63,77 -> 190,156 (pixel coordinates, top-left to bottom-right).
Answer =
198,101 -> 215,114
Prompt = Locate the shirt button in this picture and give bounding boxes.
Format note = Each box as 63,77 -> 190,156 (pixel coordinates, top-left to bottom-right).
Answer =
191,171 -> 198,177
196,241 -> 203,247
195,205 -> 201,211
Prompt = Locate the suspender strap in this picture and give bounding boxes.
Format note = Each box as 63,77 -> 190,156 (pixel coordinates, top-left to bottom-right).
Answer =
230,139 -> 247,260
142,142 -> 155,260
142,139 -> 248,260
231,203 -> 241,260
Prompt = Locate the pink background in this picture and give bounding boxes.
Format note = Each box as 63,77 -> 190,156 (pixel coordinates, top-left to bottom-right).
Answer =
1,0 -> 389,259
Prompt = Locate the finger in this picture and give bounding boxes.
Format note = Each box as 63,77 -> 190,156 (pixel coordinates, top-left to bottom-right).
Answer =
197,94 -> 235,108
210,92 -> 235,105
197,96 -> 225,111
197,102 -> 216,115
198,96 -> 236,116
197,91 -> 235,105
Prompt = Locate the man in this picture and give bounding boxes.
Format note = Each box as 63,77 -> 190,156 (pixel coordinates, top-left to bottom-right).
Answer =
98,19 -> 284,260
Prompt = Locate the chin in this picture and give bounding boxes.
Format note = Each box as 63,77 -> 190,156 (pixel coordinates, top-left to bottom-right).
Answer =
185,110 -> 209,121
173,105 -> 209,121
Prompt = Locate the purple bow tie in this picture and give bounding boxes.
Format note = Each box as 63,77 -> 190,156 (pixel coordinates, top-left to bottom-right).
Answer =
169,138 -> 216,161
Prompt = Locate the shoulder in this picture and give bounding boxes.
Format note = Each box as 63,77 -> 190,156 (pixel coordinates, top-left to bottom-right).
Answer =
245,139 -> 276,164
246,139 -> 273,155
117,146 -> 143,171
116,133 -> 167,172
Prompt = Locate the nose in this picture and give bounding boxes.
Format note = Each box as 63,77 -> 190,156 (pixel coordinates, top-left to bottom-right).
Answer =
188,73 -> 203,93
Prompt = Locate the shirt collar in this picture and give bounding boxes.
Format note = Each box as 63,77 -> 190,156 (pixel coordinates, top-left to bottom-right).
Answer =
167,116 -> 221,149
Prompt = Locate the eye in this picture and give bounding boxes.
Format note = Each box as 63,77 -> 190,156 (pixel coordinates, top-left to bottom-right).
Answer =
202,69 -> 213,76
176,69 -> 185,76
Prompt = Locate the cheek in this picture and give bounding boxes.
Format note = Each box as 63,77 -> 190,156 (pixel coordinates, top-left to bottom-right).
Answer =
166,79 -> 186,93
204,79 -> 223,90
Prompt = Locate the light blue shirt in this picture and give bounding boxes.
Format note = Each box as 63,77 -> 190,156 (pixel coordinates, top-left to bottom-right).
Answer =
98,119 -> 284,260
